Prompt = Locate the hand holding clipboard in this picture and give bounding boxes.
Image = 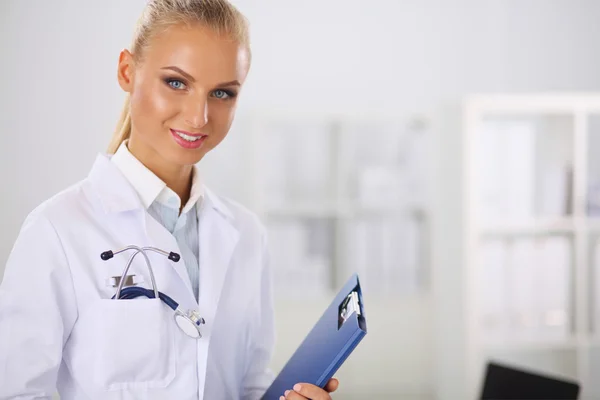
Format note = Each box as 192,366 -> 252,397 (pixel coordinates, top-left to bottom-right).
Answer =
262,274 -> 368,400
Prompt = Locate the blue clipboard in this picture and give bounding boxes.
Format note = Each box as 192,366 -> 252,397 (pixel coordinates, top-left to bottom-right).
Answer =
261,273 -> 367,400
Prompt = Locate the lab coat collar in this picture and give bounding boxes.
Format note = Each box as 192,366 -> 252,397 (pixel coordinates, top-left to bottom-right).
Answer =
88,153 -> 144,214
111,140 -> 205,214
88,153 -> 235,223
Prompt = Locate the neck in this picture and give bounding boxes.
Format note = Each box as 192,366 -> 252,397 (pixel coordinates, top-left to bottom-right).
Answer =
126,137 -> 193,210
158,164 -> 193,210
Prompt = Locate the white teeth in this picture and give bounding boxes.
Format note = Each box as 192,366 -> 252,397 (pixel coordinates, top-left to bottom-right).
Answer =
175,131 -> 201,142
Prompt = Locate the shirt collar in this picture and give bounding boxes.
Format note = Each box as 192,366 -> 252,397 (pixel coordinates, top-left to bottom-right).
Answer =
111,140 -> 204,214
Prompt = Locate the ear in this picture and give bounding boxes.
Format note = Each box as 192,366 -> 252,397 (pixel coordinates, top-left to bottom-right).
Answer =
117,49 -> 135,93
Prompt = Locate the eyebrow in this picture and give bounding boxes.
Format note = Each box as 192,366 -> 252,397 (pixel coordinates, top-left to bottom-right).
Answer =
160,66 -> 241,87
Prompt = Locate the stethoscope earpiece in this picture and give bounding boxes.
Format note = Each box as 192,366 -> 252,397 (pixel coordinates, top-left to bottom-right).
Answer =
101,246 -> 204,339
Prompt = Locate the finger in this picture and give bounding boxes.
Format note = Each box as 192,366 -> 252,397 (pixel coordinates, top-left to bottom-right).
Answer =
289,383 -> 332,400
324,378 -> 339,393
280,389 -> 308,400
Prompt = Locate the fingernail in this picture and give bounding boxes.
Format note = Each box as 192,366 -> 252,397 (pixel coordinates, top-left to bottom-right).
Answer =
279,396 -> 285,400
284,390 -> 290,396
293,384 -> 302,391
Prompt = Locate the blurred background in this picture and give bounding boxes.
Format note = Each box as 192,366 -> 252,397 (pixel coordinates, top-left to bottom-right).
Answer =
2,0 -> 600,399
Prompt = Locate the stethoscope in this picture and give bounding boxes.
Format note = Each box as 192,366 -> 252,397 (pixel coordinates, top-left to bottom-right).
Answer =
100,245 -> 205,339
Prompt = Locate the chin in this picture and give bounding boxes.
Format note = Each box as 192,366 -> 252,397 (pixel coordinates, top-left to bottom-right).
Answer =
171,148 -> 208,166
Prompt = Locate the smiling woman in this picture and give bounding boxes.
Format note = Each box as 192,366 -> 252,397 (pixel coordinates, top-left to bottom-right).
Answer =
0,1 -> 339,400
108,3 -> 251,205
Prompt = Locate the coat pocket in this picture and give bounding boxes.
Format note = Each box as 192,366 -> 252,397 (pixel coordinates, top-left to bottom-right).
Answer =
91,298 -> 177,391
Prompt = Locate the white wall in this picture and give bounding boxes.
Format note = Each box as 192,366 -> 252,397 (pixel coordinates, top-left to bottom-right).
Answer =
2,1 -> 600,399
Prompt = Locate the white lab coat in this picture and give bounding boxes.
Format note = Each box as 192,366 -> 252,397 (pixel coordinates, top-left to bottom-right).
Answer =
0,154 -> 275,400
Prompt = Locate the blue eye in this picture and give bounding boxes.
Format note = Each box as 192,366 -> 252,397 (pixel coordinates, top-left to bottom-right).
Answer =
213,89 -> 229,99
166,79 -> 186,90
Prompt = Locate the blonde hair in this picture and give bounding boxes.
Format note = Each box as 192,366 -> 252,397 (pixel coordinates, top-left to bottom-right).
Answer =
107,0 -> 251,154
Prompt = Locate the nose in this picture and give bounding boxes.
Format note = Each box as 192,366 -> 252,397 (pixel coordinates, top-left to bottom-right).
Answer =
184,98 -> 209,130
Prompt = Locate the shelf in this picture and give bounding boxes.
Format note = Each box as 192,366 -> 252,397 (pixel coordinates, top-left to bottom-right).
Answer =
264,202 -> 427,219
462,93 -> 600,399
482,336 -> 600,351
478,218 -> 576,237
465,93 -> 600,114
241,113 -> 432,301
264,203 -> 346,219
482,338 -> 580,352
477,217 -> 600,236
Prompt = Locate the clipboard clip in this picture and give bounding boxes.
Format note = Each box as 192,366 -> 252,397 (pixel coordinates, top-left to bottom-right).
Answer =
338,290 -> 361,329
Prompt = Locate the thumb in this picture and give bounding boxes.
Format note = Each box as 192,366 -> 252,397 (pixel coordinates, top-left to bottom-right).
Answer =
325,378 -> 339,393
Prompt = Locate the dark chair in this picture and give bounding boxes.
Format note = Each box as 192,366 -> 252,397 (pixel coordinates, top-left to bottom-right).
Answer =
480,361 -> 580,400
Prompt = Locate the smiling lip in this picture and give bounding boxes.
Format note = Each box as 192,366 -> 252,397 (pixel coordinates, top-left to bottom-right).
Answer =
170,129 -> 207,149
171,129 -> 205,137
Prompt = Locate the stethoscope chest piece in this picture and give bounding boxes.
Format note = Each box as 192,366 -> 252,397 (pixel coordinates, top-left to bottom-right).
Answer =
175,310 -> 206,338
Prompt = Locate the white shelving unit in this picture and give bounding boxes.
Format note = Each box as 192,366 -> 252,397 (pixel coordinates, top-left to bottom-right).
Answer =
201,112 -> 432,299
463,93 -> 600,399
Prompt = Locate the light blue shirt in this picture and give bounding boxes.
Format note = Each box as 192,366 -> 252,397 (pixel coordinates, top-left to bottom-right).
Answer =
110,140 -> 203,301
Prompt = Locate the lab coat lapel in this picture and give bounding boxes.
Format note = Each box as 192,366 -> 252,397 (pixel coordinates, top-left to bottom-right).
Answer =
197,188 -> 239,331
